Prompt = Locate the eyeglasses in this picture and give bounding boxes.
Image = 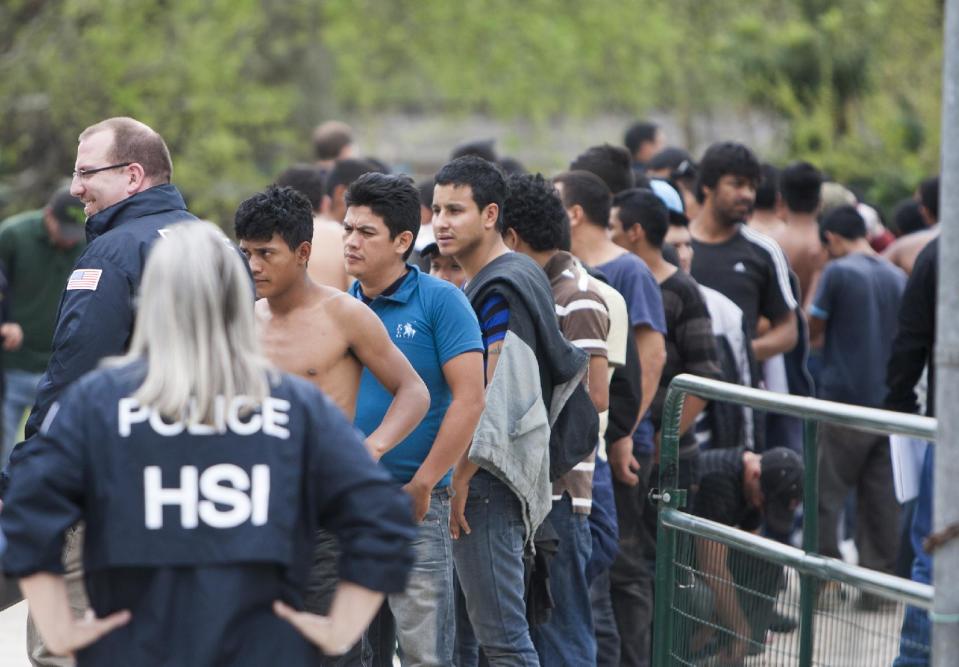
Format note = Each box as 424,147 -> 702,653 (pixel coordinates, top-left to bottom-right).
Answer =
72,162 -> 132,180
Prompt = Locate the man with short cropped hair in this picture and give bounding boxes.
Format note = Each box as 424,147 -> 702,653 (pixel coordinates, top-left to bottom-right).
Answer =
883,175 -> 940,275
808,205 -> 905,583
554,169 -> 666,667
747,163 -> 785,237
570,144 -> 638,194
775,161 -> 825,309
433,156 -> 588,666
343,173 -> 485,665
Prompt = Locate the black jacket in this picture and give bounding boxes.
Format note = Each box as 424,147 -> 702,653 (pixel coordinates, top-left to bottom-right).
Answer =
885,238 -> 938,416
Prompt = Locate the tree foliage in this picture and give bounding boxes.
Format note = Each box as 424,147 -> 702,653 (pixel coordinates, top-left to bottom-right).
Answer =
0,0 -> 945,221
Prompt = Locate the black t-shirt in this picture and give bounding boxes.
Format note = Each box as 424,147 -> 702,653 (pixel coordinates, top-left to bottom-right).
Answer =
690,225 -> 797,339
691,447 -> 760,531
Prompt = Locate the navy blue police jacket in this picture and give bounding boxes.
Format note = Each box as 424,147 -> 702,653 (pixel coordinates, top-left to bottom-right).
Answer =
21,184 -> 198,443
1,362 -> 416,666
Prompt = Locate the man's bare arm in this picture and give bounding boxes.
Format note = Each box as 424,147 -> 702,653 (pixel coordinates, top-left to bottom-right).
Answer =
806,313 -> 826,349
342,299 -> 430,459
634,325 -> 665,420
406,352 -> 485,521
695,537 -> 750,660
587,354 -> 610,413
752,310 -> 797,361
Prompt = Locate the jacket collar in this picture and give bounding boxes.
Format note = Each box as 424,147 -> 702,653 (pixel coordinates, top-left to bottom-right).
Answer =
85,184 -> 187,242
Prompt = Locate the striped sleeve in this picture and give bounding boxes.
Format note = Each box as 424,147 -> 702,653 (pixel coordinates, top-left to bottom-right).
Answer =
741,226 -> 798,319
479,292 -> 509,351
556,294 -> 609,357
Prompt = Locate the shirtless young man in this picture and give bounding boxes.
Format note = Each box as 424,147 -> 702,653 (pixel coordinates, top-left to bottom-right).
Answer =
770,161 -> 826,309
234,184 -> 428,435
234,185 -> 429,664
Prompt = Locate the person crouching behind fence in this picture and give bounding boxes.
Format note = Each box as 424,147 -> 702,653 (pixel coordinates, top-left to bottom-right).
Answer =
0,222 -> 416,666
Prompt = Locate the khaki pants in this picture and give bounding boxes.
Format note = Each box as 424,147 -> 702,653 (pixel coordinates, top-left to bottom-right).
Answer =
25,525 -> 89,667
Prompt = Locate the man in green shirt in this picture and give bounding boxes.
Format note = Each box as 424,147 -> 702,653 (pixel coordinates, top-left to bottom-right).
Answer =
0,187 -> 86,462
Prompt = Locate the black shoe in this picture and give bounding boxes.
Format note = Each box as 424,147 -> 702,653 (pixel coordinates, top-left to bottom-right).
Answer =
768,611 -> 798,633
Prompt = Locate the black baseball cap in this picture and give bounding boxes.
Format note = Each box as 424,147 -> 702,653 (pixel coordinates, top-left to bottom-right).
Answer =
760,447 -> 804,534
420,241 -> 440,258
47,187 -> 87,242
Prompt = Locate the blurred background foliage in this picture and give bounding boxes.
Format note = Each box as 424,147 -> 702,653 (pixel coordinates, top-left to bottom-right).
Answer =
0,0 -> 944,223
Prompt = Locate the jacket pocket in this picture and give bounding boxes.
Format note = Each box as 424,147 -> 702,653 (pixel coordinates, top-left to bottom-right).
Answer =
509,397 -> 549,440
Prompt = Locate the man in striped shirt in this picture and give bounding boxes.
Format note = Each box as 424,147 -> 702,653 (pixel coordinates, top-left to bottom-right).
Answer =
502,173 -> 610,666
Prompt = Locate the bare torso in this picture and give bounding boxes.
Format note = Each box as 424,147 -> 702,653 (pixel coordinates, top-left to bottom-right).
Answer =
771,222 -> 824,306
307,216 -> 350,291
882,227 -> 939,275
256,286 -> 361,419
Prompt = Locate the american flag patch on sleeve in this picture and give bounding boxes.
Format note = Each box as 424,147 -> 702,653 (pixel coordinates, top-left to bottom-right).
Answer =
66,269 -> 103,291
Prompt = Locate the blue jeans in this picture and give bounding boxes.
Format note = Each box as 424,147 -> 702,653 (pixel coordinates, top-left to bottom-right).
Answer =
368,488 -> 455,666
531,496 -> 595,665
895,445 -> 933,666
452,471 -> 538,666
2,369 -> 41,464
590,569 -> 620,667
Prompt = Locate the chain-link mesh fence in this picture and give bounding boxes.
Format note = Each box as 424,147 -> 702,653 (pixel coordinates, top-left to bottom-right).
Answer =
662,528 -> 927,666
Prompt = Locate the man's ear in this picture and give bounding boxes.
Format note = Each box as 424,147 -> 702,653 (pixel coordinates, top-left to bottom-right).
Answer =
127,163 -> 148,194
296,240 -> 312,264
482,203 -> 500,230
567,205 -> 584,229
502,227 -> 519,250
394,230 -> 414,257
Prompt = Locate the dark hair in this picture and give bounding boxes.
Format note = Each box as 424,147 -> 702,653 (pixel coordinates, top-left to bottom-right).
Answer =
345,172 -> 421,260
553,170 -> 612,229
612,188 -> 669,247
499,156 -> 527,175
754,163 -> 780,211
696,142 -> 761,203
780,161 -> 823,213
234,185 -> 314,250
623,121 -> 660,156
326,158 -> 378,197
570,144 -> 635,194
364,157 -> 392,174
434,156 -> 508,231
275,164 -> 326,212
819,204 -> 866,242
501,173 -> 570,252
417,179 -> 434,210
919,176 -> 939,219
451,139 -> 498,163
312,121 -> 353,161
892,198 -> 926,236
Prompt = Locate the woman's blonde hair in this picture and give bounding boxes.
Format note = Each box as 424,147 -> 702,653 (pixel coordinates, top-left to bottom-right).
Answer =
111,221 -> 270,422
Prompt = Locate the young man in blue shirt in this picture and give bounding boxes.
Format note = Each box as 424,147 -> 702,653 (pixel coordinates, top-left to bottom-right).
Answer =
344,172 -> 486,665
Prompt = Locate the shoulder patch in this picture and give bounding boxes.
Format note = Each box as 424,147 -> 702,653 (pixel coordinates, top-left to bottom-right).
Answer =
66,269 -> 103,291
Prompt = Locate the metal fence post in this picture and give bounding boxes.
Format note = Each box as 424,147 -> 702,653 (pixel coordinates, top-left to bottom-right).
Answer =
799,419 -> 819,667
652,386 -> 687,665
934,0 -> 959,663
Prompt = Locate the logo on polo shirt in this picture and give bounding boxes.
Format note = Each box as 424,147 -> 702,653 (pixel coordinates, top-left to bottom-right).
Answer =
396,322 -> 417,339
733,261 -> 747,273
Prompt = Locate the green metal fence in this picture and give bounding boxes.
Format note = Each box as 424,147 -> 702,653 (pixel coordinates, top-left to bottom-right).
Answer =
652,374 -> 937,666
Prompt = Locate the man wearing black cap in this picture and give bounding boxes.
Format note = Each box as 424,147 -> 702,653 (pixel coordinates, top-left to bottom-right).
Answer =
0,187 -> 86,463
689,446 -> 803,662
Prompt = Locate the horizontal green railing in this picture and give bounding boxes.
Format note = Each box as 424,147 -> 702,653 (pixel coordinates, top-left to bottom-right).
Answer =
652,374 -> 937,667
660,508 -> 934,610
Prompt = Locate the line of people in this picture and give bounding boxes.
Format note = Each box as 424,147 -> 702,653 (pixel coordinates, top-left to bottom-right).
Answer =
0,115 -> 940,667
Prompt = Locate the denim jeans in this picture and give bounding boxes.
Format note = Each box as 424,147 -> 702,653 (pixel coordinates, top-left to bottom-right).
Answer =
367,488 -> 455,666
2,369 -> 41,464
531,495 -> 595,665
452,470 -> 538,666
895,445 -> 933,667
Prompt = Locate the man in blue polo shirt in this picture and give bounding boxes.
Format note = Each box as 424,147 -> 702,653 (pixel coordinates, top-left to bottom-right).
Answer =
344,172 -> 486,665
